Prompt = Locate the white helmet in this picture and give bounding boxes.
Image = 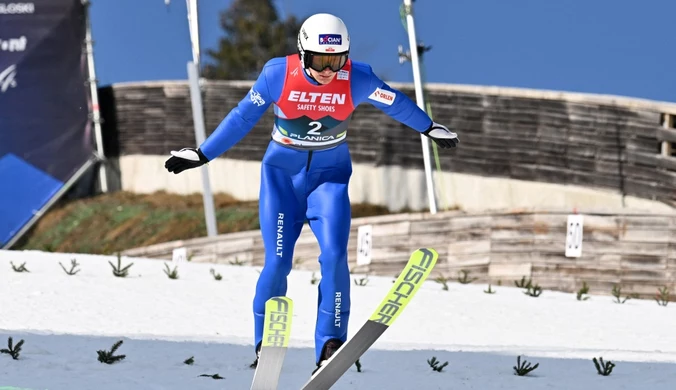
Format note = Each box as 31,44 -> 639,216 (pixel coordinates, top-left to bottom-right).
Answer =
297,13 -> 350,72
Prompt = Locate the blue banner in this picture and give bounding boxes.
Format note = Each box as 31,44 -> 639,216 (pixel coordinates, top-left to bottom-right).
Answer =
0,0 -> 92,246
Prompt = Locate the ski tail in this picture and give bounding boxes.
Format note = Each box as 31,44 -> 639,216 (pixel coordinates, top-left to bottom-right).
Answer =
301,248 -> 439,390
250,296 -> 293,390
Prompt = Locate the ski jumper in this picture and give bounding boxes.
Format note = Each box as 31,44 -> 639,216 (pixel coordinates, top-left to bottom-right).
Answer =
198,54 -> 434,363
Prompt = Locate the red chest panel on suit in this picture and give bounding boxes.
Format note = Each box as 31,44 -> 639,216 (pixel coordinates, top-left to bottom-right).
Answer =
275,55 -> 354,121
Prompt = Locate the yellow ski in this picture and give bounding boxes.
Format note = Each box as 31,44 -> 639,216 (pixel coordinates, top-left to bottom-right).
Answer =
250,296 -> 293,390
302,248 -> 439,389
369,247 -> 439,325
262,296 -> 293,348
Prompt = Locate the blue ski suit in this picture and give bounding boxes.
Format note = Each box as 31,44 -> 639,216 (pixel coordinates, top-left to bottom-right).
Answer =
199,54 -> 434,363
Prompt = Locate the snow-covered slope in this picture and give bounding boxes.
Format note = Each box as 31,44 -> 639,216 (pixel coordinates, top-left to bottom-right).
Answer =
1,249 -> 675,389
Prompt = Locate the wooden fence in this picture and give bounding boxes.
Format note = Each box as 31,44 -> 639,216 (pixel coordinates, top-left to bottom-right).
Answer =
122,209 -> 676,299
98,81 -> 676,207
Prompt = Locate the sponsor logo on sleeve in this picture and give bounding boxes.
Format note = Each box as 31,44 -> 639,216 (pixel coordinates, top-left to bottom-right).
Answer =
249,87 -> 265,107
368,88 -> 395,106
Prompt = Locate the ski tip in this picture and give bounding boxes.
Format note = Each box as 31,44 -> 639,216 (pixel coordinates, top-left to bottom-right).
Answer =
413,248 -> 440,269
264,296 -> 294,316
417,247 -> 439,256
264,296 -> 293,306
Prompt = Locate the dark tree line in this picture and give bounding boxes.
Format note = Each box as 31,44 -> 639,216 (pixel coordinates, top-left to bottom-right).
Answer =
202,0 -> 302,80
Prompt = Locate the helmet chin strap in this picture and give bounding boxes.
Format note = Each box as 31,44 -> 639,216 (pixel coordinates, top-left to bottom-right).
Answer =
304,67 -> 320,84
298,46 -> 320,84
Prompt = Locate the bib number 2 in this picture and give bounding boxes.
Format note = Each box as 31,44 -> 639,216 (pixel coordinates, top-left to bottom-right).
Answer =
307,121 -> 322,135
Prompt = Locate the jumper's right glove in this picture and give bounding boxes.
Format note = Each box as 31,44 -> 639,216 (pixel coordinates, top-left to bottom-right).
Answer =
164,147 -> 209,174
422,122 -> 459,149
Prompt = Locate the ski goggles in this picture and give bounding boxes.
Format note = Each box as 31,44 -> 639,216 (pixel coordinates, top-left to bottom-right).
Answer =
307,52 -> 348,72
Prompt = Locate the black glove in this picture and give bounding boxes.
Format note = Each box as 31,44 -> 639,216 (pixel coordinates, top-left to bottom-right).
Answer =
423,122 -> 459,149
165,148 -> 209,174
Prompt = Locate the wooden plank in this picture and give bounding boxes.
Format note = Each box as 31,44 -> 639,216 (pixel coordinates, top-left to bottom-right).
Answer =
581,215 -> 622,228
529,256 -> 578,269
367,261 -> 410,276
489,252 -> 541,264
626,150 -> 660,166
490,228 -> 541,240
583,241 -> 670,256
490,213 -> 536,228
619,267 -> 668,279
445,253 -> 491,267
657,127 -> 676,142
532,264 -> 621,281
448,216 -> 494,230
447,240 -> 491,255
620,254 -> 667,270
488,263 -> 532,279
370,232 -> 409,246
489,242 -> 536,254
619,215 -> 673,229
531,238 -> 568,254
372,221 -> 411,236
619,229 -> 674,243
214,237 -> 256,255
369,247 -> 415,261
409,219 -> 454,235
405,234 -> 455,249
447,229 -> 492,242
533,223 -> 567,237
657,155 -> 676,171
594,254 -> 622,267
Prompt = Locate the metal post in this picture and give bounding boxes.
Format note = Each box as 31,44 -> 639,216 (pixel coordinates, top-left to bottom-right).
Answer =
165,1 -> 215,236
186,0 -> 200,68
83,0 -> 108,192
187,61 -> 217,237
184,0 -> 216,237
402,0 -> 437,214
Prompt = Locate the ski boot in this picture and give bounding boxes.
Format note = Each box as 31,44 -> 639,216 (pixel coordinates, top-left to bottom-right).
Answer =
250,342 -> 261,369
312,338 -> 343,375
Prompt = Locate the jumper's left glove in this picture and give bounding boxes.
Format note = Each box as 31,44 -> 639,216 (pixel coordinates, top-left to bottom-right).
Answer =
423,122 -> 459,149
165,147 -> 209,174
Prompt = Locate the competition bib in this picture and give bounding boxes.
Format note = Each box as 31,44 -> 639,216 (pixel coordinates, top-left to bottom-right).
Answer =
272,55 -> 355,150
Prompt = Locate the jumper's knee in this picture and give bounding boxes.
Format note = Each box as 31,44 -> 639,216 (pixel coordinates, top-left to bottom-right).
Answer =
318,247 -> 348,273
262,254 -> 293,277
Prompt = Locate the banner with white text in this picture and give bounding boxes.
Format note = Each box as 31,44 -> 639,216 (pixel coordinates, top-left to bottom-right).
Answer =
0,0 -> 93,246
